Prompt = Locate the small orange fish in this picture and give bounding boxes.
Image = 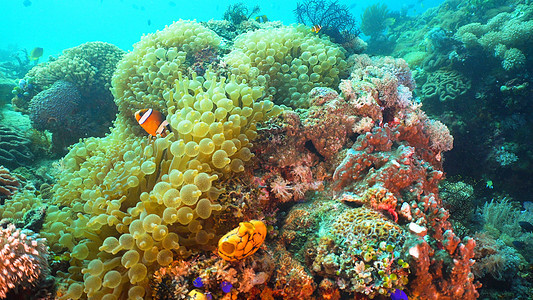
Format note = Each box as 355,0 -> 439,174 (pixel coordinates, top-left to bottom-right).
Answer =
134,108 -> 170,137
311,25 -> 322,33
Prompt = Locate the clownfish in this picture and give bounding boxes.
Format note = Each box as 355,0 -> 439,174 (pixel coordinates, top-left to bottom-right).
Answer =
311,25 -> 322,33
134,108 -> 170,137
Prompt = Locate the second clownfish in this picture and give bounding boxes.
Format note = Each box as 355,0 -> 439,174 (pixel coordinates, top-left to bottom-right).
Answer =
134,108 -> 171,137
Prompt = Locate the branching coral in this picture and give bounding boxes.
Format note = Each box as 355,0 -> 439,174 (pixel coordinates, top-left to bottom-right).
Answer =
222,2 -> 260,25
294,0 -> 360,47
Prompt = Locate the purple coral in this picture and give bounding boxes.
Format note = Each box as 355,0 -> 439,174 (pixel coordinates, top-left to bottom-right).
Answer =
29,81 -> 82,134
29,80 -> 116,152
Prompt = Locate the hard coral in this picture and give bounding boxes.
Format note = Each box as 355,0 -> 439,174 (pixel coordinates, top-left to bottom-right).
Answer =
0,224 -> 49,299
0,166 -> 20,204
0,123 -> 34,169
421,69 -> 471,102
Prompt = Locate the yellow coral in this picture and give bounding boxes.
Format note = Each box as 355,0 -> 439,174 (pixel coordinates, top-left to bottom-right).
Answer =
111,19 -> 222,121
224,24 -> 348,108
331,207 -> 403,246
33,20 -> 284,299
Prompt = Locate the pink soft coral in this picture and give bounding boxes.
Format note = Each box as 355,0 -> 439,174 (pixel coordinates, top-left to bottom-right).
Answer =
270,176 -> 293,202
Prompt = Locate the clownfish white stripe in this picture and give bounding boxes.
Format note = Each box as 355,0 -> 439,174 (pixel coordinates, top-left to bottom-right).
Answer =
156,120 -> 169,135
138,109 -> 152,124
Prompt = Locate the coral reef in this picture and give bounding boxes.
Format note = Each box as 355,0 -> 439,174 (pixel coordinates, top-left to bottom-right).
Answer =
17,20 -> 284,299
0,16 -> 507,300
0,223 -> 49,299
250,54 -> 476,299
455,5 -> 533,72
383,0 -> 533,205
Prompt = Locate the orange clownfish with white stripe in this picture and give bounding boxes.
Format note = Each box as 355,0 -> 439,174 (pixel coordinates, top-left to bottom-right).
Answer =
134,108 -> 171,137
311,25 -> 322,33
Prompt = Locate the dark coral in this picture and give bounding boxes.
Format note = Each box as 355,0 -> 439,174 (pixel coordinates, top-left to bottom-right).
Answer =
15,42 -> 123,152
294,0 -> 360,46
29,80 -> 115,153
223,2 -> 260,25
360,3 -> 390,37
0,124 -> 34,169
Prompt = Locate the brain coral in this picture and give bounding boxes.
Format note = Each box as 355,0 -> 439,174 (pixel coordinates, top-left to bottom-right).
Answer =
224,24 -> 348,108
35,20 -> 283,299
421,69 -> 471,102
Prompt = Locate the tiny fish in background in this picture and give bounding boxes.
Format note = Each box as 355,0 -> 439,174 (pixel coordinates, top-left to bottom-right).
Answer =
147,19 -> 151,26
23,0 -> 32,7
255,15 -> 268,23
168,1 -> 176,7
512,240 -> 525,250
134,108 -> 170,137
519,221 -> 533,232
311,24 -> 322,33
390,289 -> 409,300
29,47 -> 43,61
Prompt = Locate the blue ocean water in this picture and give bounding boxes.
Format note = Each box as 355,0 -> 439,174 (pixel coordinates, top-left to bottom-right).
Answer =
1,0 -> 443,57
